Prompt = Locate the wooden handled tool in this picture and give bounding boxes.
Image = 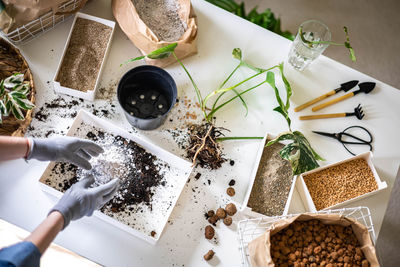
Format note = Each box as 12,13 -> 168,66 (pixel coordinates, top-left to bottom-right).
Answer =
294,90 -> 336,112
302,104 -> 365,120
312,82 -> 375,112
294,80 -> 359,112
300,113 -> 346,120
312,93 -> 354,111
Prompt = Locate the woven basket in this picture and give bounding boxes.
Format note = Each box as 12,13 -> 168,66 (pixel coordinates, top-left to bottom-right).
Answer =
0,38 -> 35,137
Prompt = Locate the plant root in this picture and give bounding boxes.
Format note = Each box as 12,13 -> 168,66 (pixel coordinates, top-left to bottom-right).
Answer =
187,123 -> 226,170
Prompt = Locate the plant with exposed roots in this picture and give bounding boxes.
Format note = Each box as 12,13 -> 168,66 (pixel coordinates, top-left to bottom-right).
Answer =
124,44 -> 323,174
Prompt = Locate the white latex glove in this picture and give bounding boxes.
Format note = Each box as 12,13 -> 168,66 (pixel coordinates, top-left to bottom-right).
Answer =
49,175 -> 119,229
27,136 -> 104,170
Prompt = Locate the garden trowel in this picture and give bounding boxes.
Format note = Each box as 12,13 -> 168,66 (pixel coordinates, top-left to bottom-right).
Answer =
294,80 -> 359,112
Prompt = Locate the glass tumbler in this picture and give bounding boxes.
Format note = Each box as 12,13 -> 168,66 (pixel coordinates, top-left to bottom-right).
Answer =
288,20 -> 331,71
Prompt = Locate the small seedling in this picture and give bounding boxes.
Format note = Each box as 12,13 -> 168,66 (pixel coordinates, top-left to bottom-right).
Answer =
299,26 -> 356,62
0,73 -> 34,124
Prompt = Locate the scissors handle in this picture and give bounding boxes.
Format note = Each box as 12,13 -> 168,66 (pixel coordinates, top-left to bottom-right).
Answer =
337,126 -> 373,155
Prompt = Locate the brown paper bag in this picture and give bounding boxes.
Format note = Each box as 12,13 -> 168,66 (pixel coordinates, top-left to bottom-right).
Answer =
112,0 -> 197,67
0,0 -> 87,33
249,214 -> 379,267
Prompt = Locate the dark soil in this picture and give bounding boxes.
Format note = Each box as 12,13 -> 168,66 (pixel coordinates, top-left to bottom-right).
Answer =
105,135 -> 166,212
46,130 -> 167,213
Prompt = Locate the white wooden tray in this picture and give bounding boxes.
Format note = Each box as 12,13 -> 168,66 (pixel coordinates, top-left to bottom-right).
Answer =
53,12 -> 115,101
39,110 -> 193,244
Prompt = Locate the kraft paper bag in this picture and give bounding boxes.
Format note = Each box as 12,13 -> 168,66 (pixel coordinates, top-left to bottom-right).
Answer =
249,213 -> 379,267
112,0 -> 198,67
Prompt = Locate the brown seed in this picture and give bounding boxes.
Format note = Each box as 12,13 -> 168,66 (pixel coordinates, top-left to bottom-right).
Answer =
150,231 -> 156,237
216,208 -> 226,219
223,216 -> 232,226
225,203 -> 237,216
205,225 -> 215,239
227,187 -> 235,196
203,250 -> 215,261
208,214 -> 219,225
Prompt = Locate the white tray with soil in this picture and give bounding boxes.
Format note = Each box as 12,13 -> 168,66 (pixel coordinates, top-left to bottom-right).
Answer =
241,133 -> 297,218
296,151 -> 387,212
38,110 -> 193,244
53,13 -> 115,101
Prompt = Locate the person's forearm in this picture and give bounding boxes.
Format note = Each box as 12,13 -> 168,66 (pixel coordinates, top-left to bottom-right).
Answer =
0,136 -> 30,161
25,211 -> 64,254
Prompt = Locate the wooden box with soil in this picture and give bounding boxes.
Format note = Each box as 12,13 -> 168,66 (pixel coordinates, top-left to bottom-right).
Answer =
39,110 -> 192,244
53,13 -> 115,101
0,38 -> 35,136
297,151 -> 387,212
242,134 -> 297,217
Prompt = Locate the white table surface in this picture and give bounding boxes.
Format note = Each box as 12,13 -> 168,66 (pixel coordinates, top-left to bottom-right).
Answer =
1,0 -> 399,266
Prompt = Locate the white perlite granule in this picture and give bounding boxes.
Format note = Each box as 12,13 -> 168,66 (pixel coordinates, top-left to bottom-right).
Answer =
133,0 -> 187,42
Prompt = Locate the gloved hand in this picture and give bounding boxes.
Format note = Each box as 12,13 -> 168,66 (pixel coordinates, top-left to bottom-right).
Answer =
27,136 -> 104,170
49,175 -> 119,229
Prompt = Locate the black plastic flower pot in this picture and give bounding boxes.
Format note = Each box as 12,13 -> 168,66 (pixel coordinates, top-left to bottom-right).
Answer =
117,65 -> 177,130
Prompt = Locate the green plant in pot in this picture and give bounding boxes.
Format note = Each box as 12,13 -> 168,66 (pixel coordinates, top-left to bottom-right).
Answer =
0,73 -> 34,124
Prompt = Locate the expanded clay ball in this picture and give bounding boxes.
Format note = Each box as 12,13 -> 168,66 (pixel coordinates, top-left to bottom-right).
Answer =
208,214 -> 219,225
270,219 -> 369,266
223,216 -> 232,226
225,203 -> 237,216
207,210 -> 215,218
204,250 -> 215,261
205,225 -> 215,239
226,187 -> 235,196
216,208 -> 226,219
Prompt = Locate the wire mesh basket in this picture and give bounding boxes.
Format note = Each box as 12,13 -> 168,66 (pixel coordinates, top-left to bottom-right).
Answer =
1,0 -> 85,46
237,206 -> 375,267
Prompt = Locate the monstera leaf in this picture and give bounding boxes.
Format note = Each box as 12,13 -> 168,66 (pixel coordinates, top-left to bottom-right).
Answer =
266,131 -> 324,175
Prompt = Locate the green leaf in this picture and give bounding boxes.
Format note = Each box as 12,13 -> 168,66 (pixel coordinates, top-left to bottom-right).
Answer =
266,131 -> 323,175
10,102 -> 24,120
15,83 -> 30,95
266,71 -> 291,128
121,43 -> 178,66
9,91 -> 26,99
0,80 -> 4,96
4,73 -> 23,88
266,131 -> 295,146
207,0 -> 293,40
235,2 -> 245,17
343,26 -> 356,62
278,63 -> 291,110
147,43 -> 178,59
4,97 -> 12,116
273,106 -> 291,126
232,48 -> 242,60
293,131 -> 324,161
14,97 -> 34,110
120,55 -> 145,66
0,99 -> 6,114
